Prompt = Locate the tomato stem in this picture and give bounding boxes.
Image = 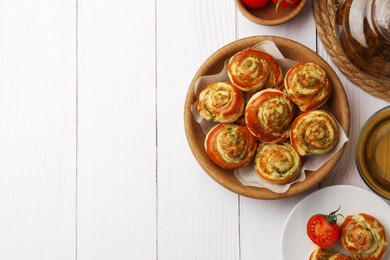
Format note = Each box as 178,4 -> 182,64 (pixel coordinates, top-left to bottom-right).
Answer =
275,0 -> 294,12
322,206 -> 343,224
275,0 -> 282,11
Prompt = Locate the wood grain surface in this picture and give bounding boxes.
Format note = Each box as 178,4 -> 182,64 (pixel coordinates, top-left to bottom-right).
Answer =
0,0 -> 388,259
0,0 -> 76,259
77,0 -> 156,259
158,1 -> 240,259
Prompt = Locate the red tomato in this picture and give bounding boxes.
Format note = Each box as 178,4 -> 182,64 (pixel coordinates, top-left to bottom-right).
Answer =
306,207 -> 342,248
241,0 -> 270,9
272,0 -> 300,8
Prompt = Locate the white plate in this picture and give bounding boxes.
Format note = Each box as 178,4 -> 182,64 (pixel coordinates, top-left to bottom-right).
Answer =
281,185 -> 390,260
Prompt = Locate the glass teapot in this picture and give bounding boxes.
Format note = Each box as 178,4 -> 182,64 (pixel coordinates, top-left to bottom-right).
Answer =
336,0 -> 390,81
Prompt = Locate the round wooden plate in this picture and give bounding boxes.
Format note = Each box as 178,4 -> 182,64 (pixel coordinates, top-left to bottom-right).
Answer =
184,36 -> 350,199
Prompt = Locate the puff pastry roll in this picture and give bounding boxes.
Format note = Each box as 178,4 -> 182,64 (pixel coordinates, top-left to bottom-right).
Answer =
340,213 -> 387,260
228,49 -> 282,92
245,89 -> 295,142
254,142 -> 301,184
197,82 -> 245,123
205,124 -> 258,170
290,110 -> 339,156
328,253 -> 352,260
264,55 -> 283,89
284,62 -> 331,112
309,247 -> 352,260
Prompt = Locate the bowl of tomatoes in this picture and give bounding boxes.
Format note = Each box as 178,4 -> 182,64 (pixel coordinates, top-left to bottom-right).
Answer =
234,0 -> 306,26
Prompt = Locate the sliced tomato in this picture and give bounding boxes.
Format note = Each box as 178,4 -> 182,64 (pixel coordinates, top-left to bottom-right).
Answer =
241,0 -> 270,9
306,207 -> 342,248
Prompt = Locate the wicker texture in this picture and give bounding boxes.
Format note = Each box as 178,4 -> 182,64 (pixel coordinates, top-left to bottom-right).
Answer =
313,0 -> 390,101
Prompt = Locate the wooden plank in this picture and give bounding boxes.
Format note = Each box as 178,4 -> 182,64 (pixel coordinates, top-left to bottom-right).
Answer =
77,0 -> 156,259
0,0 -> 76,259
156,0 -> 240,259
237,2 -> 318,259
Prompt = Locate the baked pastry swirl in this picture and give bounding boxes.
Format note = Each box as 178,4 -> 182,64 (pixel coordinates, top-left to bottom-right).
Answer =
309,247 -> 352,260
205,124 -> 258,170
290,110 -> 339,156
284,62 -> 331,112
245,89 -> 295,142
197,82 -> 245,123
263,55 -> 283,89
228,49 -> 282,92
254,142 -> 301,184
340,213 -> 387,260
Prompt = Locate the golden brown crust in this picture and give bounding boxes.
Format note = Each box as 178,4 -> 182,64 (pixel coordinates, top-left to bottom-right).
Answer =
290,110 -> 339,156
245,89 -> 296,143
204,124 -> 258,170
264,57 -> 283,89
254,142 -> 301,184
228,49 -> 282,92
284,62 -> 331,112
328,253 -> 352,260
309,247 -> 352,260
197,82 -> 245,123
309,247 -> 334,260
340,213 -> 387,260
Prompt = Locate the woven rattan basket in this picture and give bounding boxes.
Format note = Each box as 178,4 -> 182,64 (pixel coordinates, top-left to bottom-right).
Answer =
313,0 -> 390,101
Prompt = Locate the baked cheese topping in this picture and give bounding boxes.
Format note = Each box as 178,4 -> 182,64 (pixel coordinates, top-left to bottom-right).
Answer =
255,142 -> 301,184
328,253 -> 352,260
258,95 -> 292,132
228,49 -> 277,92
245,89 -> 295,143
291,110 -> 339,156
198,82 -> 244,123
204,124 -> 257,170
215,126 -> 252,164
285,62 -> 331,112
264,63 -> 283,89
341,213 -> 387,260
309,247 -> 352,260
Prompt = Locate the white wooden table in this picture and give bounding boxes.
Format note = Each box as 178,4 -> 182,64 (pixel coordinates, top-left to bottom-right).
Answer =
0,0 -> 389,259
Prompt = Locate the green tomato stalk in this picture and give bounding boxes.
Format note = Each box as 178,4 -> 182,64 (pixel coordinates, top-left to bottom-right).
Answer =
275,0 -> 293,11
321,206 -> 344,224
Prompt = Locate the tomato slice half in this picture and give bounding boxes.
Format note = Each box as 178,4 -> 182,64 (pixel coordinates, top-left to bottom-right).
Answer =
306,215 -> 340,248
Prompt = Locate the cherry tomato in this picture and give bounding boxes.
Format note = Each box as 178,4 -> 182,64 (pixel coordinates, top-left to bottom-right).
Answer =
241,0 -> 270,9
272,0 -> 300,9
306,207 -> 342,248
